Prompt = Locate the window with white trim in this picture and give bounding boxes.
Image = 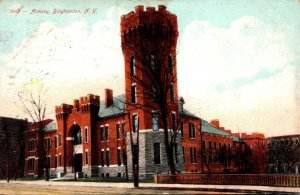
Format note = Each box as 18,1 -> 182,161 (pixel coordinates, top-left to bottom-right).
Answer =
152,112 -> 159,131
85,127 -> 88,143
85,151 -> 88,165
28,158 -> 35,170
131,84 -> 137,104
130,56 -> 135,76
132,114 -> 139,133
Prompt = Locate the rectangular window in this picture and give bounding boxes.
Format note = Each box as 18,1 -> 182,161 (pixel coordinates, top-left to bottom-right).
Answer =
130,56 -> 135,76
123,148 -> 127,166
170,83 -> 175,102
189,124 -> 196,139
193,147 -> 197,163
85,127 -> 88,143
58,134 -> 62,147
132,114 -> 138,133
117,148 -> 121,166
151,54 -> 156,71
122,122 -> 125,138
105,126 -> 109,141
28,140 -> 36,151
100,127 -> 104,141
28,158 -> 35,170
209,141 -> 212,150
203,141 -> 206,150
152,112 -> 159,131
214,142 -> 217,149
59,154 -> 62,166
180,122 -> 184,138
116,124 -> 120,139
151,85 -> 157,101
193,124 -> 196,138
55,156 -> 57,168
55,137 -> 58,148
190,147 -> 193,163
182,147 -> 185,163
154,143 -> 160,164
172,112 -> 176,131
189,123 -> 192,138
106,150 -> 110,166
85,151 -> 88,165
101,151 -> 105,167
45,138 -> 51,150
131,85 -> 137,104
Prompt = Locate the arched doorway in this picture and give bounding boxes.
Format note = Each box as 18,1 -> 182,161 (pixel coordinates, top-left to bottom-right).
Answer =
70,125 -> 82,173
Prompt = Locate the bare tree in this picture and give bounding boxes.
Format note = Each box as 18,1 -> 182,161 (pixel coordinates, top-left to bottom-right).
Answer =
121,19 -> 179,175
17,74 -> 50,180
267,138 -> 300,174
126,112 -> 139,187
114,99 -> 140,187
218,144 -> 233,173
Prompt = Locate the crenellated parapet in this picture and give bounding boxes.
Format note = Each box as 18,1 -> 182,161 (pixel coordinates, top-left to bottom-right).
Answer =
120,5 -> 178,45
77,94 -> 100,113
55,103 -> 73,120
55,94 -> 100,119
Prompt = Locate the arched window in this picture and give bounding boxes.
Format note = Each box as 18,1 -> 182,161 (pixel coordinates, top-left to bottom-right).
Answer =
72,127 -> 82,145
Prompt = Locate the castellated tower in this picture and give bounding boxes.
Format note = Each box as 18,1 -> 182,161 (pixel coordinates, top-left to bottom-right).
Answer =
121,5 -> 184,179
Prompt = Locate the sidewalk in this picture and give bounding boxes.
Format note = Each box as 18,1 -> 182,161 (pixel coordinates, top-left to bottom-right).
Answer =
1,180 -> 300,194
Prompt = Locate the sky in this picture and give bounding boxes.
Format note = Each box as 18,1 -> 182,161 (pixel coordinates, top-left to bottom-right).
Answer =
0,0 -> 299,137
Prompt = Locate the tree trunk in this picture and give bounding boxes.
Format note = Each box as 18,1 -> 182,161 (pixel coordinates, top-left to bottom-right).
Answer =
163,119 -> 176,175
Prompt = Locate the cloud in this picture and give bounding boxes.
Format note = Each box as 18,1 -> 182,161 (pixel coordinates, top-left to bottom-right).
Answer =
1,11 -> 298,137
1,6 -> 126,119
178,16 -> 299,136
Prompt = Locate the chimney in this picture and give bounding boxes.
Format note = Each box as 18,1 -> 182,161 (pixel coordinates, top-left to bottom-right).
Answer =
105,89 -> 113,108
210,119 -> 220,128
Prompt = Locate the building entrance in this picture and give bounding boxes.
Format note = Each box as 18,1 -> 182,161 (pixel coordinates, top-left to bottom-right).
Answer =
74,154 -> 82,172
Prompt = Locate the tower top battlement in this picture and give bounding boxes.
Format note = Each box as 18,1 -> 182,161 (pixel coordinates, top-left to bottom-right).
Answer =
120,5 -> 178,37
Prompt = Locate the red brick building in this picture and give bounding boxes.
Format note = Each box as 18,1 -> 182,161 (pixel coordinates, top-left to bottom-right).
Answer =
24,5 -> 266,179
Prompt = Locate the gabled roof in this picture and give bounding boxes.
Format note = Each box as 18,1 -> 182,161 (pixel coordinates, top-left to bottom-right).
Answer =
202,120 -> 243,142
180,108 -> 200,119
28,119 -> 57,132
98,94 -> 125,118
44,121 -> 57,132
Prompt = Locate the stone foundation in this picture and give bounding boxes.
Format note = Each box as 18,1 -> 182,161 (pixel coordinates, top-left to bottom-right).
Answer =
127,129 -> 184,180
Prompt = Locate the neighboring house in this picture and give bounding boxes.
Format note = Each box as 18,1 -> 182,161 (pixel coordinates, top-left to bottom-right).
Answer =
0,117 -> 27,179
24,119 -> 58,178
266,134 -> 300,174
